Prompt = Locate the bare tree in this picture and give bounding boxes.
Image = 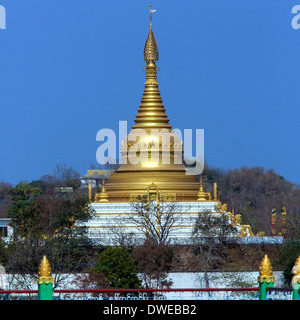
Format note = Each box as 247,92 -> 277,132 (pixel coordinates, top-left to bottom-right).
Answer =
51,163 -> 81,182
132,241 -> 173,289
101,222 -> 139,248
203,166 -> 300,237
192,211 -> 238,287
130,195 -> 183,245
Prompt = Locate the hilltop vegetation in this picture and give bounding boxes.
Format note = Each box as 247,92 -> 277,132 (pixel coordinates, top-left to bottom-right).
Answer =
0,163 -> 299,288
1,163 -> 300,238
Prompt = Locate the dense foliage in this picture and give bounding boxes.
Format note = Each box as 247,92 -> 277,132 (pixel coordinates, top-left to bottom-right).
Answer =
91,247 -> 141,289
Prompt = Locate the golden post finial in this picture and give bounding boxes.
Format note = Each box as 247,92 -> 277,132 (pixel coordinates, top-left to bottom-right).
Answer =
38,255 -> 54,284
258,254 -> 275,283
292,256 -> 300,286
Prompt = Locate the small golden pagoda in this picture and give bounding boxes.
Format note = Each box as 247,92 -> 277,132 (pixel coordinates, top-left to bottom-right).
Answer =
95,7 -> 199,202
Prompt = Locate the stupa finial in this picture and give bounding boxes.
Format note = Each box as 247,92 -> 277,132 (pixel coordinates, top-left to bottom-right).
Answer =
132,4 -> 171,130
144,4 -> 159,62
149,3 -> 156,29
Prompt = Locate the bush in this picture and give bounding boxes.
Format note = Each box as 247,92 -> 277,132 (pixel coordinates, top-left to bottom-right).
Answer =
91,247 -> 141,289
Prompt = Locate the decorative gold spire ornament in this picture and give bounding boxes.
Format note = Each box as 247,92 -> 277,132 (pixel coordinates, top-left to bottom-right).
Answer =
38,255 -> 54,284
292,256 -> 300,286
197,176 -> 206,201
144,11 -> 158,61
149,3 -> 156,29
97,178 -> 109,202
271,208 -> 276,236
281,206 -> 287,239
258,255 -> 275,283
213,182 -> 218,201
197,176 -> 212,201
144,3 -> 158,61
132,5 -> 171,129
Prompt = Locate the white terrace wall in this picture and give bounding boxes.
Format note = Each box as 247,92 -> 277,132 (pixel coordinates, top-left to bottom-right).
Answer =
0,271 -> 285,291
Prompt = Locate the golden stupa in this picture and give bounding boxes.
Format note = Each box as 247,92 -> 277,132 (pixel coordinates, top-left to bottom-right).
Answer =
95,7 -> 201,203
80,7 -> 273,244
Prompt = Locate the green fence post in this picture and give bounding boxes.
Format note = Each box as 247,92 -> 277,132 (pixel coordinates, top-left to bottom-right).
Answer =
292,256 -> 300,300
38,255 -> 54,300
258,255 -> 275,300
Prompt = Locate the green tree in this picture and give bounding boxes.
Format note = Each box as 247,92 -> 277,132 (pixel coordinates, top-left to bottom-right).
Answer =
7,182 -> 41,238
275,241 -> 300,286
0,236 -> 7,266
7,182 -> 90,240
91,247 -> 141,289
5,182 -> 92,289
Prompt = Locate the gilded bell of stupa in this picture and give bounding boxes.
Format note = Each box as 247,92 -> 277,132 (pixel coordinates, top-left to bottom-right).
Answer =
97,8 -> 200,202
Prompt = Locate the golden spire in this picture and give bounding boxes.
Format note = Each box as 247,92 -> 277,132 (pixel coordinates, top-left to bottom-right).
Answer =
38,255 -> 54,284
197,176 -> 206,201
132,5 -> 171,130
95,178 -> 109,202
100,4 -> 200,203
197,176 -> 210,201
145,4 -> 158,61
258,255 -> 275,283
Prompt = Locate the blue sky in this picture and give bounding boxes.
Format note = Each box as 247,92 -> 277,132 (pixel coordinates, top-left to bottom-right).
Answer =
0,0 -> 300,185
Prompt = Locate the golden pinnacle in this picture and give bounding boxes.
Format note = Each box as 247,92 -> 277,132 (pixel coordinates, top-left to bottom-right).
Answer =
258,254 -> 275,283
38,255 -> 54,284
